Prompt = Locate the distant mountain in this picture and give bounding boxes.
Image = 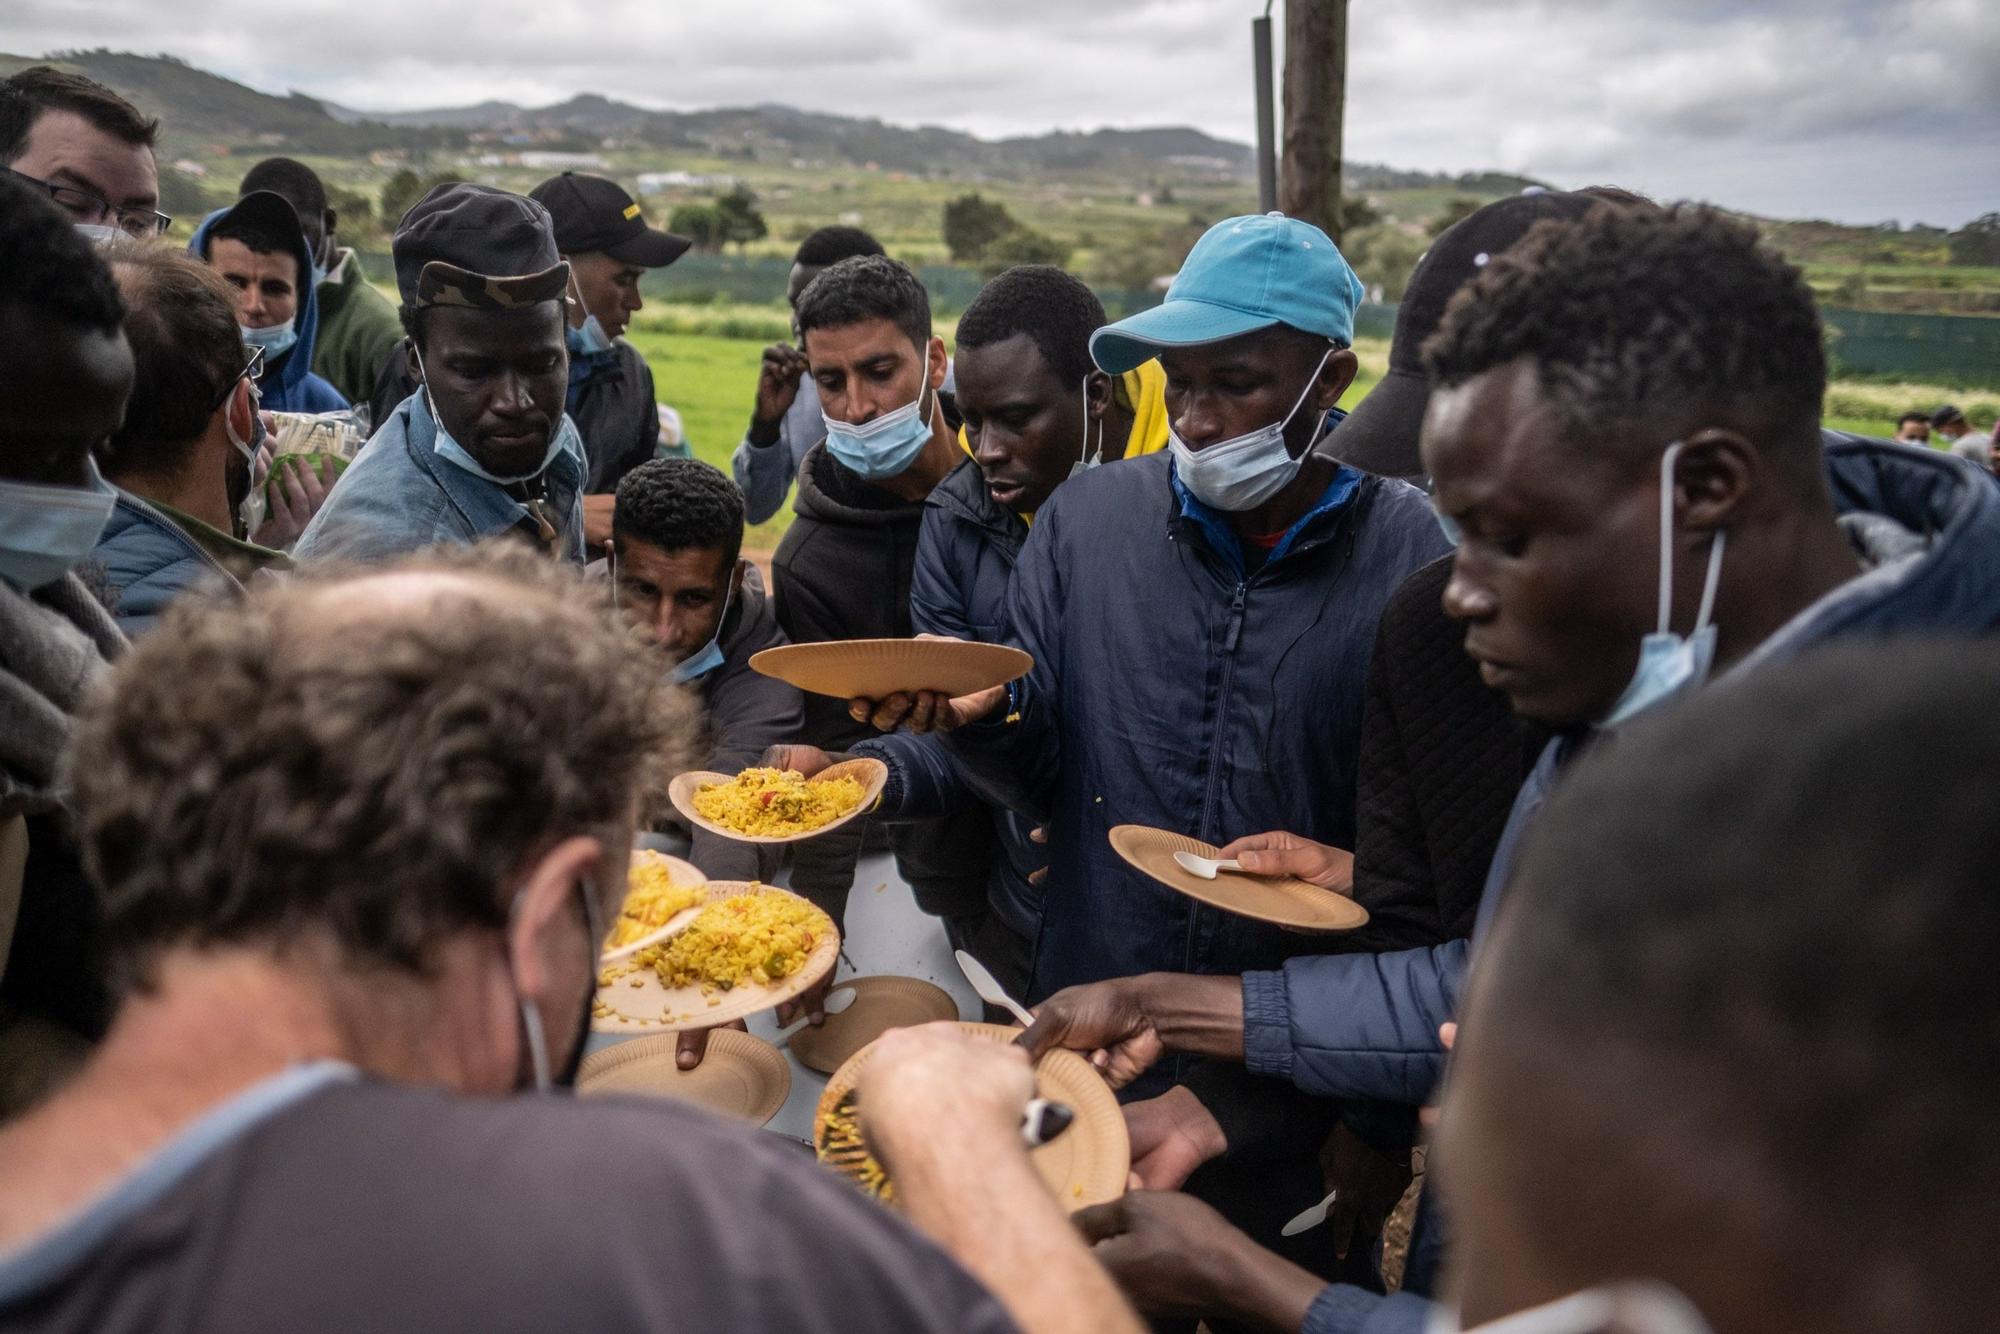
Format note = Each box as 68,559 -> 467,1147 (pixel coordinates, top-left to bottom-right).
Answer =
2,50 -> 1542,195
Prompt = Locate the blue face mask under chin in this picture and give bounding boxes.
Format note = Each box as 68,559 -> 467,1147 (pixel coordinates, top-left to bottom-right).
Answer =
1602,440 -> 1727,727
414,347 -> 566,486
242,318 -> 298,363
0,455 -> 118,592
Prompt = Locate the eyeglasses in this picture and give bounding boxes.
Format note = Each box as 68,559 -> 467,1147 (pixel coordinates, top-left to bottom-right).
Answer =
5,168 -> 172,239
209,343 -> 266,412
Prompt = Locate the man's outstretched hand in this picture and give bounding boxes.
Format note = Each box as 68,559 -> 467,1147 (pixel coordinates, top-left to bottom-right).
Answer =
847,634 -> 1008,734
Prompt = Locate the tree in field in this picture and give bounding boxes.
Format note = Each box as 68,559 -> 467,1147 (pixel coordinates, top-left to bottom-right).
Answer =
669,204 -> 725,254
1948,213 -> 2000,267
1429,196 -> 1483,238
979,227 -> 1072,278
380,170 -> 459,229
943,193 -> 1017,262
713,186 -> 768,250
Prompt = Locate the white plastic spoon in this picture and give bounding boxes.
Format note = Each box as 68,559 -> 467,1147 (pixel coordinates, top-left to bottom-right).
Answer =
772,984 -> 859,1044
1281,1187 -> 1340,1237
955,949 -> 1036,1029
1173,850 -> 1246,879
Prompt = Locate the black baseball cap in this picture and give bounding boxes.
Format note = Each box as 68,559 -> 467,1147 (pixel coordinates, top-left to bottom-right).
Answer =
391,183 -> 569,312
529,173 -> 691,268
1327,190 -> 1611,480
1931,404 -> 1967,428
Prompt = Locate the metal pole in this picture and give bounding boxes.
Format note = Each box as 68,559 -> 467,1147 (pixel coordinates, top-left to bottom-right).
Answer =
1253,6 -> 1278,213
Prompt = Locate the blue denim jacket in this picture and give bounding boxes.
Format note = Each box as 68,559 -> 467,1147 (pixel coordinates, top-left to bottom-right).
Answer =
293,392 -> 586,564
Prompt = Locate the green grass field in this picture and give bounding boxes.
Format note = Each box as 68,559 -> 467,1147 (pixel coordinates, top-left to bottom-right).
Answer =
626,309 -> 1952,548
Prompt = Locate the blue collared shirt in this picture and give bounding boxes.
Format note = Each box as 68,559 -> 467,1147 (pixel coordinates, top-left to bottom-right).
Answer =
294,392 -> 586,564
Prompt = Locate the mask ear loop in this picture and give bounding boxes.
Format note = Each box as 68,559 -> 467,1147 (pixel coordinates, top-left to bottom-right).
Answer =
1653,441 -> 1684,635
1079,374 -> 1104,470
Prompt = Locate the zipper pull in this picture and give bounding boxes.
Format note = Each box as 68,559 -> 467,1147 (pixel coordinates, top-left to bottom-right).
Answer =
1222,583 -> 1248,653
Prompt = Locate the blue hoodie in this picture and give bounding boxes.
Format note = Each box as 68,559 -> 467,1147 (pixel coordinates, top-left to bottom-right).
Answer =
189,206 -> 347,414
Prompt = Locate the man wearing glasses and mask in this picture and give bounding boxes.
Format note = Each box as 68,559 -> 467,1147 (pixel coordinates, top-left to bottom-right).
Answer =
0,67 -> 168,246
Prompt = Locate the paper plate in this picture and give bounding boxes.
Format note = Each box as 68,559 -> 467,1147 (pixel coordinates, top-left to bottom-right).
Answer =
599,851 -> 712,967
667,759 -> 886,846
814,1022 -> 1128,1214
750,639 -> 1033,701
577,1030 -> 791,1126
788,975 -> 962,1075
592,882 -> 840,1033
1108,825 -> 1369,933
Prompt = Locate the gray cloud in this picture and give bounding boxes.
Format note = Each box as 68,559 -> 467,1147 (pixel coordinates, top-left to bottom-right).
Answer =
7,0 -> 1995,225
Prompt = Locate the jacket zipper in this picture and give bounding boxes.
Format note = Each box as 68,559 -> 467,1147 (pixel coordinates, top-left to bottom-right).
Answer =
1188,578 -> 1250,973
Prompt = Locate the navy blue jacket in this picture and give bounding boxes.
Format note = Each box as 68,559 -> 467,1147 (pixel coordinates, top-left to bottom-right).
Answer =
854,458 -> 1046,942
942,452 -> 1451,1000
1246,434 -> 2000,1112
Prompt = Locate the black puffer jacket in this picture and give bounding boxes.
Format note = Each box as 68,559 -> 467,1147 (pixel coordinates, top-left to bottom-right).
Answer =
1340,554 -> 1548,952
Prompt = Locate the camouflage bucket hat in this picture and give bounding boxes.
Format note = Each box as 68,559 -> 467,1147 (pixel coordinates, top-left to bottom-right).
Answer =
415,259 -> 571,311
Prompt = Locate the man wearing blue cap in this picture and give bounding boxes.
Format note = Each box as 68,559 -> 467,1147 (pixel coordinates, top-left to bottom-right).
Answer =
294,184 -> 587,564
860,213 -> 1446,1000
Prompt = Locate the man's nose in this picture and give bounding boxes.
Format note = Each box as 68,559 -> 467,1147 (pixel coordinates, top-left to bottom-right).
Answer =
1442,560 -> 1498,623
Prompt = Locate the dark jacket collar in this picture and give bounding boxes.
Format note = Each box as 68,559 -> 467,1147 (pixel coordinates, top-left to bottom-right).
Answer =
926,457 -> 1027,552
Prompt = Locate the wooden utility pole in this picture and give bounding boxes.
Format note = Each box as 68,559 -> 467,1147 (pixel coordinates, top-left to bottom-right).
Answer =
1280,0 -> 1348,240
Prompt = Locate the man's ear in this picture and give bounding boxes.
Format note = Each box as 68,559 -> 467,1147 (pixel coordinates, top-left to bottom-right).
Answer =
505,835 -> 605,1006
226,375 -> 255,443
323,208 -> 337,244
405,334 -> 423,385
1674,430 -> 1757,533
1084,369 -> 1115,422
927,334 -> 948,391
1315,347 -> 1360,411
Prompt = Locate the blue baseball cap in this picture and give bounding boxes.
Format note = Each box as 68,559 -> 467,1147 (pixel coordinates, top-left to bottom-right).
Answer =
1090,212 -> 1365,375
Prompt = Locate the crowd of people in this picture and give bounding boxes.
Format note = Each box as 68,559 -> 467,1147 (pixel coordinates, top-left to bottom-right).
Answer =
2,63 -> 1998,1334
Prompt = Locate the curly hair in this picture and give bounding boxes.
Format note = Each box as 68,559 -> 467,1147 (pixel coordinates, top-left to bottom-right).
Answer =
66,542 -> 700,993
102,247 -> 245,480
795,253 -> 931,353
613,458 -> 745,565
957,265 -> 1106,389
1422,204 -> 1825,451
0,171 -> 124,336
793,225 -> 884,269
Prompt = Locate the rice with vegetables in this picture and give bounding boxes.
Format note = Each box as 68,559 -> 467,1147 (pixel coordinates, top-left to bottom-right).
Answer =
644,887 -> 826,993
693,767 -> 864,836
604,850 -> 705,950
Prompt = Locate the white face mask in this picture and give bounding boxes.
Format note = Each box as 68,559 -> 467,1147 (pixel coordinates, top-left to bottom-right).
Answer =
226,376 -> 268,537
1069,374 -> 1105,481
1427,1281 -> 1713,1334
73,222 -> 124,248
1168,347 -> 1333,512
0,455 -> 117,591
1602,440 -> 1726,727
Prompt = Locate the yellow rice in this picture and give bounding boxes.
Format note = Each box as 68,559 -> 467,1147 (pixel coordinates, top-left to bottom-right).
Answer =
604,850 -> 705,950
692,766 -> 864,837
646,886 -> 825,993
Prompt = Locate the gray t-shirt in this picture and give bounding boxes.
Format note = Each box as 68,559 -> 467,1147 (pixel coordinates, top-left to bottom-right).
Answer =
0,1065 -> 1017,1334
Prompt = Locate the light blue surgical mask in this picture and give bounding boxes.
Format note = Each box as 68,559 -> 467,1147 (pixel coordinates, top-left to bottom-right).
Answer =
565,270 -> 615,358
671,580 -> 734,684
1168,347 -> 1333,512
823,374 -> 938,481
242,317 -> 298,362
1602,440 -> 1727,727
0,455 -> 118,591
414,347 -> 567,486
73,222 -> 123,248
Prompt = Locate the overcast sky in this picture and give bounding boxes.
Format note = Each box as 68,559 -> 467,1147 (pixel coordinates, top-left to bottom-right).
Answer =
9,0 -> 1997,226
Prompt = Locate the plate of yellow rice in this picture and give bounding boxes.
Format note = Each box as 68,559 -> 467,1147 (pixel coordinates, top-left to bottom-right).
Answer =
592,881 -> 840,1033
668,759 -> 886,844
600,849 -> 709,965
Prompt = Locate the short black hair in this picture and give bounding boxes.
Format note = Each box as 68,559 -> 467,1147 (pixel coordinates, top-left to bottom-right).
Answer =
1898,410 -> 1931,428
0,171 -> 124,335
957,265 -> 1105,388
613,458 -> 745,568
0,66 -> 158,164
795,254 -> 931,353
239,158 -> 328,248
1467,641 -> 2000,1334
210,212 -> 298,262
793,225 -> 884,269
1423,204 -> 1826,452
